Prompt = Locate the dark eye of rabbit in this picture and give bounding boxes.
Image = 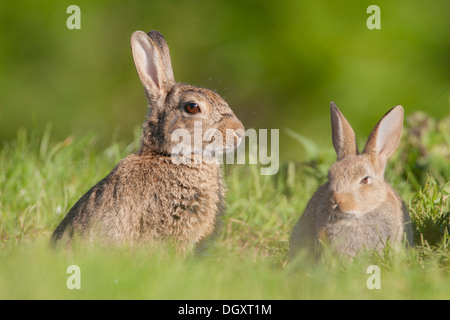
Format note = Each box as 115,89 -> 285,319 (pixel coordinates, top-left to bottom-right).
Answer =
360,176 -> 370,185
185,102 -> 201,114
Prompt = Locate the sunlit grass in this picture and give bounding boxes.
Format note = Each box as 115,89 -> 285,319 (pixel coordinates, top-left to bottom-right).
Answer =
0,115 -> 448,299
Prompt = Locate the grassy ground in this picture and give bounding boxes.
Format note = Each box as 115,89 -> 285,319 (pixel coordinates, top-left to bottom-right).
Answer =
0,113 -> 448,299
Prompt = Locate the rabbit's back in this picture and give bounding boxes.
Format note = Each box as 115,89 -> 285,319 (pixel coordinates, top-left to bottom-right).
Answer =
52,152 -> 223,251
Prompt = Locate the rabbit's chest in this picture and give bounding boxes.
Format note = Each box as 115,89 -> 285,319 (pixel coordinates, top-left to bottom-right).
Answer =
322,214 -> 394,254
170,182 -> 220,218
139,162 -> 224,242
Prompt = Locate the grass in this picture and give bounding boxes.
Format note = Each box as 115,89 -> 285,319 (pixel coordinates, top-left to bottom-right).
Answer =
0,113 -> 449,300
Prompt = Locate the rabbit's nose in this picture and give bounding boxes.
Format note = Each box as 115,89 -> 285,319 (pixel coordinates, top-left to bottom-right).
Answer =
330,195 -> 339,210
228,118 -> 245,138
228,127 -> 245,148
331,192 -> 345,211
234,130 -> 245,147
235,127 -> 245,139
331,192 -> 357,213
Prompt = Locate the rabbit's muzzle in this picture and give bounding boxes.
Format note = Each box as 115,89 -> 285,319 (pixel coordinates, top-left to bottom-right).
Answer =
330,191 -> 357,214
215,116 -> 245,151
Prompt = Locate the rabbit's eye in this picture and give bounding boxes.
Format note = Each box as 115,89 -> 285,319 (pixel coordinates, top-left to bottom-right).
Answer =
185,103 -> 201,114
360,176 -> 370,185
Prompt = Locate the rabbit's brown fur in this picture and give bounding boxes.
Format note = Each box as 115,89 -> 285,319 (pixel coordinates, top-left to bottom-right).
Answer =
51,31 -> 244,253
290,102 -> 414,258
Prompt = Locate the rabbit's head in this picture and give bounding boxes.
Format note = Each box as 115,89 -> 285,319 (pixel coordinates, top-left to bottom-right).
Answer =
327,102 -> 404,216
130,30 -> 245,159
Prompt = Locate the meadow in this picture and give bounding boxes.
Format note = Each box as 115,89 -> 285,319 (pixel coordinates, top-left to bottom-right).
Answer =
0,0 -> 449,302
0,111 -> 448,300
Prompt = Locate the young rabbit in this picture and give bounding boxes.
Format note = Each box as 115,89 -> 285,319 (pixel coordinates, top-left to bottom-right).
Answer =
290,102 -> 414,258
51,30 -> 245,253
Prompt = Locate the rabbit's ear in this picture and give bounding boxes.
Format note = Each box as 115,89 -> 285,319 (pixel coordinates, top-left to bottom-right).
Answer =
131,30 -> 175,103
363,105 -> 404,174
330,102 -> 358,160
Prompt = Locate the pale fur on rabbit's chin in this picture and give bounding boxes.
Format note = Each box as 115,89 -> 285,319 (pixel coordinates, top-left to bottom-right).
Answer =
333,210 -> 370,219
169,144 -> 241,165
171,135 -> 243,161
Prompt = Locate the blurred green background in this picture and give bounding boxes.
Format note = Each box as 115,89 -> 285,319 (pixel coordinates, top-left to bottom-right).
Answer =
0,0 -> 449,160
